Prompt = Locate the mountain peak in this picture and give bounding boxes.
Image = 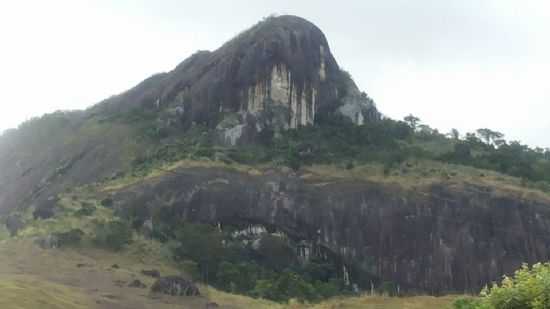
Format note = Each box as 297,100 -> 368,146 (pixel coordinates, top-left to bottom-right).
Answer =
95,15 -> 380,145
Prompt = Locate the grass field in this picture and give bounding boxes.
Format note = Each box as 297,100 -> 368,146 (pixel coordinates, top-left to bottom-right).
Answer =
0,275 -> 96,309
294,295 -> 459,309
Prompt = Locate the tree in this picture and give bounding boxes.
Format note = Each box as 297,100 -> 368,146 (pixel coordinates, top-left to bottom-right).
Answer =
216,262 -> 241,292
417,124 -> 434,136
476,128 -> 504,145
403,114 -> 420,130
494,139 -> 506,148
448,128 -> 460,140
173,223 -> 224,283
93,220 -> 133,251
453,142 -> 472,162
257,235 -> 296,271
465,132 -> 481,144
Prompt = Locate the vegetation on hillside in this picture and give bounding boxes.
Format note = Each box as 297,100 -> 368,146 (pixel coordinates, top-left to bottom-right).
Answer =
150,220 -> 352,303
125,113 -> 550,195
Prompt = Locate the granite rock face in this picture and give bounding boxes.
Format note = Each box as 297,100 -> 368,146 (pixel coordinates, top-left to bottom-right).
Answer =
93,15 -> 380,144
113,167 -> 550,294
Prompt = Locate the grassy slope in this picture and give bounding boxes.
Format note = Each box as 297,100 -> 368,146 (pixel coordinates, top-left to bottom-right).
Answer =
0,275 -> 95,309
101,155 -> 550,205
293,295 -> 458,309
0,238 -> 461,309
0,237 -> 285,309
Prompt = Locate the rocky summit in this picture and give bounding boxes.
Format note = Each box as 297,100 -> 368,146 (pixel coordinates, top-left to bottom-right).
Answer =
1,15 -> 550,304
94,15 -> 380,145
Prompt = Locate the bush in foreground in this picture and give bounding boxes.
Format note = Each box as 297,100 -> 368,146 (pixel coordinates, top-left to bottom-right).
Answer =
454,263 -> 550,309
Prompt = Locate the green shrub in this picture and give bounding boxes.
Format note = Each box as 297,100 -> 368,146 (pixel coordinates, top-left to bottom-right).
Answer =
173,223 -> 224,281
180,260 -> 201,281
54,229 -> 84,247
100,198 -> 114,208
313,279 -> 341,299
257,235 -> 295,271
270,270 -> 319,302
92,220 -> 133,250
454,263 -> 550,309
379,281 -> 398,296
74,204 -> 96,217
216,262 -> 260,293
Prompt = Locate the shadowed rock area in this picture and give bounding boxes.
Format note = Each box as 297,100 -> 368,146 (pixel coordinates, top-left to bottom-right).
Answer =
94,15 -> 379,136
112,167 -> 550,294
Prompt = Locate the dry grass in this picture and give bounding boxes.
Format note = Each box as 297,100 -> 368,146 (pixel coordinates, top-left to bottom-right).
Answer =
0,275 -> 96,309
101,155 -> 550,204
0,237 -> 464,309
0,237 -> 282,309
102,158 -> 264,192
16,194 -> 114,238
303,159 -> 550,203
205,287 -> 284,309
289,295 -> 459,309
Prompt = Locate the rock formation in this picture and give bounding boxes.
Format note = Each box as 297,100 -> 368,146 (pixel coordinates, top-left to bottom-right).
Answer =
113,167 -> 550,294
93,15 -> 380,145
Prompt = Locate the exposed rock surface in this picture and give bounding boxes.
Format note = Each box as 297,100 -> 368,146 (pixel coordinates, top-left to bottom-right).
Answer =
151,276 -> 200,296
113,167 -> 550,294
92,15 -> 380,144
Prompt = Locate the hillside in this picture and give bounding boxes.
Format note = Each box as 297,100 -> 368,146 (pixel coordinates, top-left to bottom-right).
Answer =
1,14 -> 550,308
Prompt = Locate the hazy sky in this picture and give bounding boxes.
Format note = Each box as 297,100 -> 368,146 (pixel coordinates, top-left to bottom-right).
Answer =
0,0 -> 548,147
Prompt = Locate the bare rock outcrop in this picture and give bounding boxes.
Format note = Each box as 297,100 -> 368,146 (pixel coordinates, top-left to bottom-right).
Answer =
113,167 -> 550,294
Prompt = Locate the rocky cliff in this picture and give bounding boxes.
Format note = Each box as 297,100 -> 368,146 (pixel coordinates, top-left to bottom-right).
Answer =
110,166 -> 550,294
93,15 -> 380,145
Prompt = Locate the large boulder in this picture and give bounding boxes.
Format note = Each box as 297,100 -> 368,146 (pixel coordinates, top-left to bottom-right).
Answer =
151,276 -> 200,296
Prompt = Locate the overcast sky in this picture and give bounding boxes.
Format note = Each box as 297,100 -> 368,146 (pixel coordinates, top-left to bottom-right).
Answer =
0,0 -> 548,147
